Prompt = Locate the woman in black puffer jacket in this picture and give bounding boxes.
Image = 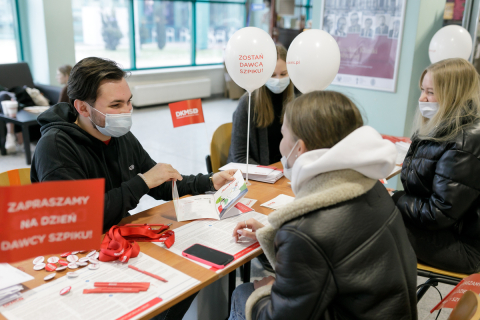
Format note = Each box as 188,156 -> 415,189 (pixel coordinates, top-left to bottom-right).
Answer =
394,58 -> 480,274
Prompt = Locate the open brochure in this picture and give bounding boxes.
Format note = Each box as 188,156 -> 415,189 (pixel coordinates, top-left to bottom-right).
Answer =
172,170 -> 250,222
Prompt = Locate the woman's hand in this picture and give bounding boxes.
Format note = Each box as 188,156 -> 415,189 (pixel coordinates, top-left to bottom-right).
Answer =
211,169 -> 237,190
254,276 -> 275,289
232,218 -> 265,242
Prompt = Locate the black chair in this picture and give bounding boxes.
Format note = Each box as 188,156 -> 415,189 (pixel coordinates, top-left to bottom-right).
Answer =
416,262 -> 468,303
0,62 -> 62,164
0,62 -> 61,103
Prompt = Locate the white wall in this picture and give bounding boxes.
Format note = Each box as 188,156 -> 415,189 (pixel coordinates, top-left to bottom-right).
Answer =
19,0 -> 76,85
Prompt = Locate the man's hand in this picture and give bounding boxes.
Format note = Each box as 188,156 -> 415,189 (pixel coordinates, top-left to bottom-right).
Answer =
232,218 -> 265,242
211,169 -> 237,190
254,276 -> 275,290
142,163 -> 183,189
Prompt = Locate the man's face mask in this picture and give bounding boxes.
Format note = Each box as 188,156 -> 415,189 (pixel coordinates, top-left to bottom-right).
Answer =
87,102 -> 132,138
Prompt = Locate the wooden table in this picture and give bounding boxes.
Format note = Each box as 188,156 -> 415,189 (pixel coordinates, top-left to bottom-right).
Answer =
4,162 -> 293,320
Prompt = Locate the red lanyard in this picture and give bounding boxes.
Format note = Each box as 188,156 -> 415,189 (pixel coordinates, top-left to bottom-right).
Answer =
99,224 -> 175,263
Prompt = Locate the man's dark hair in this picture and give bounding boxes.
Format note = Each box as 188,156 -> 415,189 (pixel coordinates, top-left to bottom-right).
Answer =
67,57 -> 126,105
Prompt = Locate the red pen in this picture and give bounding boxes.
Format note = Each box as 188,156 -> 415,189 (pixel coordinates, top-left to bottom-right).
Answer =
94,282 -> 150,291
128,265 -> 168,282
83,288 -> 140,294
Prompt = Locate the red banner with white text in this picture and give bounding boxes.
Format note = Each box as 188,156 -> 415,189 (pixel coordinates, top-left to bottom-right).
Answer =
0,179 -> 104,263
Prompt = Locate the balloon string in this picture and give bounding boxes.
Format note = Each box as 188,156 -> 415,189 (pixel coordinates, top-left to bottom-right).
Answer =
246,91 -> 251,184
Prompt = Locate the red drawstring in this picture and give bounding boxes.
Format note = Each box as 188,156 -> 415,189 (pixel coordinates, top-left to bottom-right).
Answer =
99,224 -> 175,263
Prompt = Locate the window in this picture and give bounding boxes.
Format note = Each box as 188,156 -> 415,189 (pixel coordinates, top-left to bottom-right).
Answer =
72,0 -> 246,70
195,2 -> 245,64
72,0 -> 132,69
134,1 -> 192,68
0,0 -> 21,64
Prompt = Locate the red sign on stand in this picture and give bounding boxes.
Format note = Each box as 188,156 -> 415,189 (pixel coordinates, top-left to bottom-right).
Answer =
169,99 -> 205,128
431,274 -> 480,312
0,179 -> 105,263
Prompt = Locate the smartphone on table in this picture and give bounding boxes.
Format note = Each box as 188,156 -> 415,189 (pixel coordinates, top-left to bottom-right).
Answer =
182,244 -> 234,269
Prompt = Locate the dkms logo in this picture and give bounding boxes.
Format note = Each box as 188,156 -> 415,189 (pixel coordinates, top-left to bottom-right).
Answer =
176,108 -> 199,119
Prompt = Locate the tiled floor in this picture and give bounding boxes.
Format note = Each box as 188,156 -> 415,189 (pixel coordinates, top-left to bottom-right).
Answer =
0,97 -> 456,318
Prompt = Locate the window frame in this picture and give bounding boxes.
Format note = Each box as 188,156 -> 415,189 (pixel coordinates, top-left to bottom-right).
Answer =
126,0 -> 247,71
13,0 -> 23,61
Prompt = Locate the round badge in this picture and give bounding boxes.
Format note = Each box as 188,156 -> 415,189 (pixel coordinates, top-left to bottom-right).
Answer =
56,266 -> 67,271
60,286 -> 71,295
67,255 -> 79,263
79,257 -> 89,263
45,263 -> 57,272
76,261 -> 88,267
86,250 -> 96,258
33,256 -> 44,265
67,272 -> 78,278
93,252 -> 99,259
67,263 -> 78,269
58,259 -> 69,266
47,257 -> 59,264
88,258 -> 99,264
71,251 -> 80,255
88,263 -> 100,270
44,273 -> 56,281
77,250 -> 87,253
60,252 -> 71,258
33,263 -> 46,271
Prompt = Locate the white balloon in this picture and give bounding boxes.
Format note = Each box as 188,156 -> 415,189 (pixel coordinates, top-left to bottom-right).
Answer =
286,29 -> 341,93
225,27 -> 277,93
429,25 -> 472,64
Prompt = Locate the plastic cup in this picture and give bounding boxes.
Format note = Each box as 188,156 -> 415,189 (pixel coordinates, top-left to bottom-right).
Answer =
1,100 -> 18,118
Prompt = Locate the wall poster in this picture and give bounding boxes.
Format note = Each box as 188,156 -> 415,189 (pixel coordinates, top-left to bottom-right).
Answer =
322,0 -> 406,92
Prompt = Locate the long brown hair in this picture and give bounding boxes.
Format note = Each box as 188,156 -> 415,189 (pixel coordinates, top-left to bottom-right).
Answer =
284,91 -> 363,150
253,44 -> 295,128
413,58 -> 480,142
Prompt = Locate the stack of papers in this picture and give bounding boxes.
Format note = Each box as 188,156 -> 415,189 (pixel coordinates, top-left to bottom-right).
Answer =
0,285 -> 22,306
219,163 -> 284,184
0,263 -> 34,306
260,194 -> 295,210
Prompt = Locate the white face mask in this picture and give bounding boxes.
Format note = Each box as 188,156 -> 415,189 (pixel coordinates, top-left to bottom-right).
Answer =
265,76 -> 290,94
280,140 -> 299,180
88,103 -> 132,138
418,101 -> 439,119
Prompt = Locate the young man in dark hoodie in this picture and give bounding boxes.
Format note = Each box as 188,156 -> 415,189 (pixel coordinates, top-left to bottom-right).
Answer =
31,57 -> 236,320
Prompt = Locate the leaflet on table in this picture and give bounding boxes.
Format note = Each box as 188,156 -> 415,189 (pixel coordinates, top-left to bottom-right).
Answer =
172,170 -> 249,222
157,211 -> 269,272
0,264 -> 33,291
261,194 -> 295,210
0,252 -> 199,320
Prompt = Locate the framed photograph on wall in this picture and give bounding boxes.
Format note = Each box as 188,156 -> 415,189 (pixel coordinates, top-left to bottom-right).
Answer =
321,0 -> 406,92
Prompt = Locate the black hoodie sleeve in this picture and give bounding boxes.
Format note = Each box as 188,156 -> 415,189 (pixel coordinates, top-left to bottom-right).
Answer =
136,146 -> 213,201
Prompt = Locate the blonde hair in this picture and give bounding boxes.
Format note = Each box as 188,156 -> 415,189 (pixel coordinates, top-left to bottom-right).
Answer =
413,58 -> 480,142
253,44 -> 295,128
284,91 -> 363,150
